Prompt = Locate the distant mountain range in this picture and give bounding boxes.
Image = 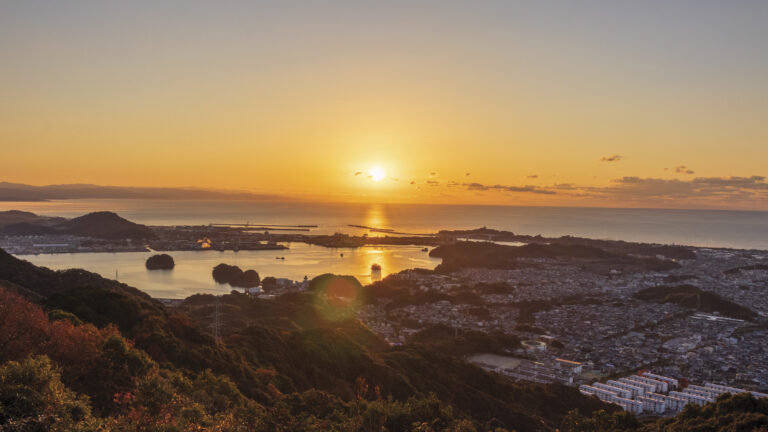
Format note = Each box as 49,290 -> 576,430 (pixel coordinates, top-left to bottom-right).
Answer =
0,182 -> 291,202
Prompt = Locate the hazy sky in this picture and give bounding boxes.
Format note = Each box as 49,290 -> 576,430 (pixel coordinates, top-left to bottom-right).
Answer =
1,1 -> 767,208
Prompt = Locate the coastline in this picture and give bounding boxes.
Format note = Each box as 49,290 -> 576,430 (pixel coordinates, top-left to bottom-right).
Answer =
4,224 -> 768,256
2,203 -> 768,252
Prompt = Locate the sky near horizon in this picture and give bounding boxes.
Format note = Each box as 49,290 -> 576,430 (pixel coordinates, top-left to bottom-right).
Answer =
1,1 -> 767,209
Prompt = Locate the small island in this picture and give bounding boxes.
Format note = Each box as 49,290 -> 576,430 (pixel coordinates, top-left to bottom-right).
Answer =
145,253 -> 175,270
212,263 -> 260,288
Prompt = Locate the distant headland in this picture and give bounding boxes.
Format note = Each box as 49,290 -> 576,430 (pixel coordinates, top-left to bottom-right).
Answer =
0,181 -> 293,202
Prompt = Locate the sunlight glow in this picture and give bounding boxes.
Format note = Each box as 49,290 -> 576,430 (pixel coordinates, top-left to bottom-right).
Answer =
370,166 -> 386,182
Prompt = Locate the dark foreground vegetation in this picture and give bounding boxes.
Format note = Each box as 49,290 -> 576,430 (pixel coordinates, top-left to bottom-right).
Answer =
563,392 -> 768,431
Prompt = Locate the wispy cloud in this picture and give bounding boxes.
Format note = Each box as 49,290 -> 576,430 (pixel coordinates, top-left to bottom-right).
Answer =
691,176 -> 766,189
674,165 -> 695,175
582,175 -> 768,202
455,175 -> 767,205
552,183 -> 576,190
600,155 -> 622,162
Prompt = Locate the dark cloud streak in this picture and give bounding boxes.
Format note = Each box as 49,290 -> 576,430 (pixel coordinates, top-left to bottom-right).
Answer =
600,155 -> 622,162
463,182 -> 556,195
457,175 -> 767,203
674,165 -> 695,175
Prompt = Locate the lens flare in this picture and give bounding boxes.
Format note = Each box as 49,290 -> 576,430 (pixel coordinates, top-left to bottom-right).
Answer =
309,274 -> 364,321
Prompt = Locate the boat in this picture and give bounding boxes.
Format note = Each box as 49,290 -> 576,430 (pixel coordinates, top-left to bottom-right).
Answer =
371,263 -> 381,272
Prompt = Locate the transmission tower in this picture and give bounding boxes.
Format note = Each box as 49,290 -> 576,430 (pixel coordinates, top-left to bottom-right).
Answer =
210,297 -> 223,345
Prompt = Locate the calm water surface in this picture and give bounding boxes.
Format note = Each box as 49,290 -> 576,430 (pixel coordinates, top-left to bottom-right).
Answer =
18,243 -> 440,299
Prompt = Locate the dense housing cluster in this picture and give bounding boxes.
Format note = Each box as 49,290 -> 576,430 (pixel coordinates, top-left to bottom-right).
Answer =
580,371 -> 768,415
358,243 -> 768,414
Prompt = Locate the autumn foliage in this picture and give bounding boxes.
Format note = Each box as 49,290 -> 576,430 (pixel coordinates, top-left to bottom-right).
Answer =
0,288 -> 152,414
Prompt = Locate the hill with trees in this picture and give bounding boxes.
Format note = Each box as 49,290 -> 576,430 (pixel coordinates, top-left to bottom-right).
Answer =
438,228 -> 697,260
212,263 -> 261,288
0,210 -> 65,236
145,254 -> 175,270
0,210 -> 64,227
0,210 -> 155,240
429,241 -> 680,274
724,264 -> 768,275
58,211 -> 155,239
633,284 -> 758,321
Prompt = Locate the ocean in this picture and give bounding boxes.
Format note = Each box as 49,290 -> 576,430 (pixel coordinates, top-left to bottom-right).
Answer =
3,199 -> 767,298
2,199 -> 766,249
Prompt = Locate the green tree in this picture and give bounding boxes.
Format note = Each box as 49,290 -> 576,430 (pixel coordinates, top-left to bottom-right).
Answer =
0,356 -> 100,432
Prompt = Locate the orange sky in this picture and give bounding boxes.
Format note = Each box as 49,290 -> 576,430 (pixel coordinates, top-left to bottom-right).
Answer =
1,2 -> 767,209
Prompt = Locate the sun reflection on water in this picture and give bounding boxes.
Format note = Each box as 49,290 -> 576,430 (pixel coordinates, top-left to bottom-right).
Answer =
363,204 -> 389,232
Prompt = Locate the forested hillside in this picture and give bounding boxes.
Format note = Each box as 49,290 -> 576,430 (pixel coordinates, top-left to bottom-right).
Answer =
563,392 -> 768,431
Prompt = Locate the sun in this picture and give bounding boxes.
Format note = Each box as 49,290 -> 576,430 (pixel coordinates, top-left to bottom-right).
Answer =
369,166 -> 386,182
